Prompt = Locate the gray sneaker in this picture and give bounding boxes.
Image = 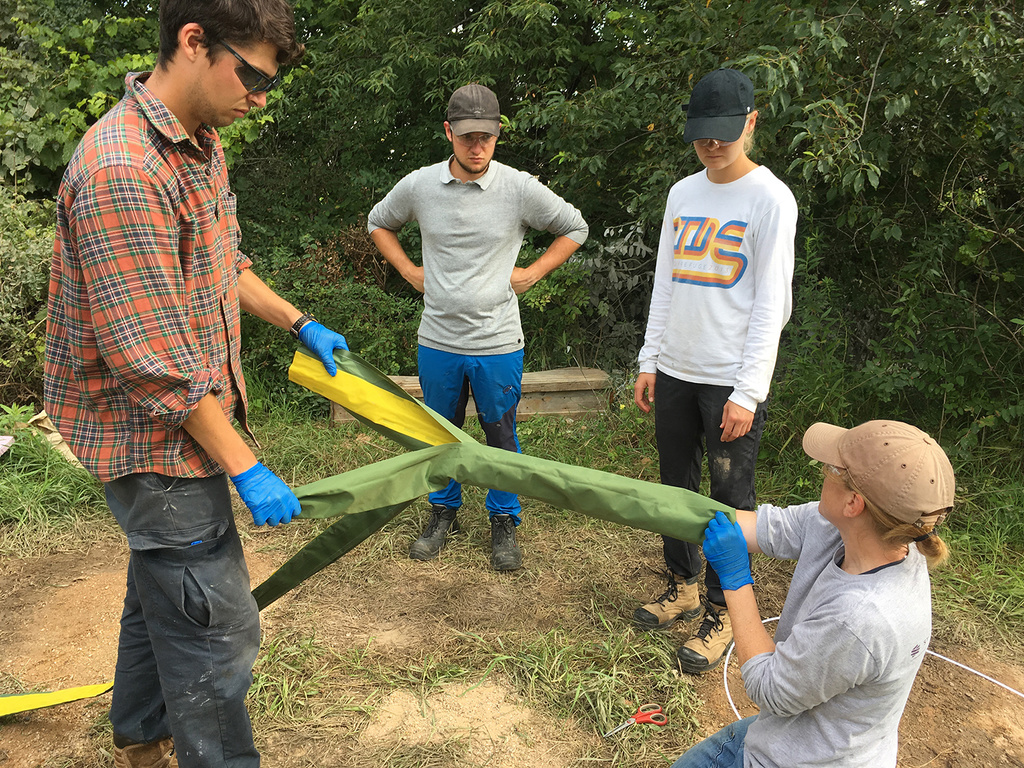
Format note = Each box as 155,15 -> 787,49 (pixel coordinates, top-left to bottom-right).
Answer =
409,504 -> 460,560
490,514 -> 522,571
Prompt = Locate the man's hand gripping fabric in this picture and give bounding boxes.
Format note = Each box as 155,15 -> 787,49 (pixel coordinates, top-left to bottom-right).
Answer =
298,321 -> 349,376
230,462 -> 301,527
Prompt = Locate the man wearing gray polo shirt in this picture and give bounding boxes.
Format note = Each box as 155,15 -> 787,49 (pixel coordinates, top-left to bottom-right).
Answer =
367,83 -> 588,571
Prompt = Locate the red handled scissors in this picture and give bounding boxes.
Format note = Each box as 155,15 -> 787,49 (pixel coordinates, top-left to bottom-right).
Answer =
602,703 -> 668,737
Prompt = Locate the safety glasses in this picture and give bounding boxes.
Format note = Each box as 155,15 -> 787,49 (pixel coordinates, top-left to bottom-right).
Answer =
219,41 -> 281,94
453,133 -> 497,148
694,137 -> 737,149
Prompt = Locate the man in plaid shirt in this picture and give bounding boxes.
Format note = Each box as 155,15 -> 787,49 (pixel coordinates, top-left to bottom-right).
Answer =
44,2 -> 347,766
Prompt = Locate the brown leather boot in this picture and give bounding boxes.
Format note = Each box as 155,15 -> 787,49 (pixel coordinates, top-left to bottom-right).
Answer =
676,599 -> 733,673
113,738 -> 178,768
633,573 -> 701,630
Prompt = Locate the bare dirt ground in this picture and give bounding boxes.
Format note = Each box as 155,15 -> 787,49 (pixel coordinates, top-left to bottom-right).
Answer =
2,529 -> 1023,767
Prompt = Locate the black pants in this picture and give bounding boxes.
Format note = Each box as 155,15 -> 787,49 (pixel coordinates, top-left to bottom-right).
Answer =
654,371 -> 766,606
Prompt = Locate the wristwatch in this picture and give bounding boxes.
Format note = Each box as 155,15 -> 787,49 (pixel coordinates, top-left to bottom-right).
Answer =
289,312 -> 316,340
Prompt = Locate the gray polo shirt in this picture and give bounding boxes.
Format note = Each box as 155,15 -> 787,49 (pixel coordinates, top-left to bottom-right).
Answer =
367,159 -> 588,354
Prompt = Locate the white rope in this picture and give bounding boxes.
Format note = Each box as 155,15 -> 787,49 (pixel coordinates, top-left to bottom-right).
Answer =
923,649 -> 1024,702
723,616 -> 778,720
722,617 -> 1024,721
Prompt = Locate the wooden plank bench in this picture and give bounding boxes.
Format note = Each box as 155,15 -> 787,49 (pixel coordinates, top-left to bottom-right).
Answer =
331,367 -> 612,423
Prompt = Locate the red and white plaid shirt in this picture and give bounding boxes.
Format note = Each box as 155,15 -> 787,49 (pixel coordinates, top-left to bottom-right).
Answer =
45,73 -> 252,482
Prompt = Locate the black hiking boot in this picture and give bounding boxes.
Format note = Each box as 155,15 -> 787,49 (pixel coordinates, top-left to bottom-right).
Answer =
409,504 -> 460,560
490,514 -> 522,571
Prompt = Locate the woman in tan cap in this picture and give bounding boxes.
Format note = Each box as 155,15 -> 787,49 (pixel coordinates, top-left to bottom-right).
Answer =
671,420 -> 954,768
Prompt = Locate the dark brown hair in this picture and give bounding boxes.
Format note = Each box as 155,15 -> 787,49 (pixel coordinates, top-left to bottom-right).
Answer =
157,0 -> 305,69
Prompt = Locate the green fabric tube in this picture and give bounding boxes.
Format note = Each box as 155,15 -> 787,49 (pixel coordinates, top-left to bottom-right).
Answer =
254,401 -> 735,608
294,441 -> 730,541
252,501 -> 412,610
251,349 -> 736,608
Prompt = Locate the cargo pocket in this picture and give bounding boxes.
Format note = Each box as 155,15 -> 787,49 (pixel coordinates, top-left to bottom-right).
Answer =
138,524 -> 254,632
182,565 -> 212,626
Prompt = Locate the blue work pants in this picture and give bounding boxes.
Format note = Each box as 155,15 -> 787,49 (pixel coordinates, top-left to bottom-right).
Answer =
418,345 -> 523,521
654,371 -> 765,605
670,716 -> 754,768
104,472 -> 260,767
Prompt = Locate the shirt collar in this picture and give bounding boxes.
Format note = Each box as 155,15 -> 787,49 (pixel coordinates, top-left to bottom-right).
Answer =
125,72 -> 217,154
440,156 -> 497,190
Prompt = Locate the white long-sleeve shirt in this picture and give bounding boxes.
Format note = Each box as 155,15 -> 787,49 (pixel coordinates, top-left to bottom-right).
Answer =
637,166 -> 797,410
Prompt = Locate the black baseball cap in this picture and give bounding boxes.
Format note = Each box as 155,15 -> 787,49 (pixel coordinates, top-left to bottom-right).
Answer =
682,69 -> 754,143
447,84 -> 501,136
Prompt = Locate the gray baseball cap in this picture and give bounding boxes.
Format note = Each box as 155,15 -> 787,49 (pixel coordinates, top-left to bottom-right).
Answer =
447,84 -> 501,136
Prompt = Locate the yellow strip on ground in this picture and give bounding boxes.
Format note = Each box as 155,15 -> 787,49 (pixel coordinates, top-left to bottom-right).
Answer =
0,681 -> 113,717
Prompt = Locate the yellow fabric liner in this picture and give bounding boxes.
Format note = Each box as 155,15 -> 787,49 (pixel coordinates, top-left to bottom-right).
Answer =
287,351 -> 458,447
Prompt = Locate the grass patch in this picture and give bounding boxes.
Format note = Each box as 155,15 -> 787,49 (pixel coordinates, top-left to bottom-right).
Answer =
350,739 -> 471,768
929,466 -> 1024,651
249,631 -> 366,726
0,428 -> 112,556
472,621 -> 699,729
4,382 -> 1022,766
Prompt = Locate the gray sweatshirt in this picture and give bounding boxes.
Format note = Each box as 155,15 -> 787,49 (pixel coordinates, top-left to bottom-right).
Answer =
367,159 -> 588,354
742,502 -> 932,767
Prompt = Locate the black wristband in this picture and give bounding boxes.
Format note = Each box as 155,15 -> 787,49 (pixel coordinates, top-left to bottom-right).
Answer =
290,312 -> 316,340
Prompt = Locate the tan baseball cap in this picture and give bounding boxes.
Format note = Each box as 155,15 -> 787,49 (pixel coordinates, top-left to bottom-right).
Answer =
803,420 -> 955,524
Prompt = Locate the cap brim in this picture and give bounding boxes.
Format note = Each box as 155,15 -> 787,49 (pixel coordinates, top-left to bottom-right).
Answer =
802,422 -> 848,466
450,119 -> 500,136
682,114 -> 747,143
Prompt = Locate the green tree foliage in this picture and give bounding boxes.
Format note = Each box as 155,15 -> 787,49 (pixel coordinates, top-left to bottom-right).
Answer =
0,185 -> 53,402
497,1 -> 1024,454
239,0 -> 1022,450
0,0 -> 158,191
3,0 -> 1022,451
0,0 -> 283,191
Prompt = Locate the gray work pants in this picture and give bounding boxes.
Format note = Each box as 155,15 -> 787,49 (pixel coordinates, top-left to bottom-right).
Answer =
104,473 -> 260,767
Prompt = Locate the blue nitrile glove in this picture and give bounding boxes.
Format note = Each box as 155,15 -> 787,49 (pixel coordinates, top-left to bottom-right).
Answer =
702,510 -> 754,591
298,321 -> 348,377
229,462 -> 301,527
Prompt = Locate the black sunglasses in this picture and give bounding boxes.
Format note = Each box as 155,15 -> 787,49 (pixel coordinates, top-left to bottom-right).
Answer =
218,41 -> 281,94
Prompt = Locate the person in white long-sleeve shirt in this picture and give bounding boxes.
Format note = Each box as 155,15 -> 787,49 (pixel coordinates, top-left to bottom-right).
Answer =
632,68 -> 797,674
672,419 -> 954,768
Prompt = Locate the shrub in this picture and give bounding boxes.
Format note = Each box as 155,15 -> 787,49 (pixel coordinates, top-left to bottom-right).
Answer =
518,246 -> 593,371
0,186 -> 53,403
240,226 -> 422,413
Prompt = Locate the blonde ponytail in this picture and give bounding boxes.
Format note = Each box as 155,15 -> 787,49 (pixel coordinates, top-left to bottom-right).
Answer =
832,466 -> 951,568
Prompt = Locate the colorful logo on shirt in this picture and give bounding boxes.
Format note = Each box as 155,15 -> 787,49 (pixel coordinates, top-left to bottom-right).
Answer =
672,216 -> 748,288
911,644 -> 922,659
